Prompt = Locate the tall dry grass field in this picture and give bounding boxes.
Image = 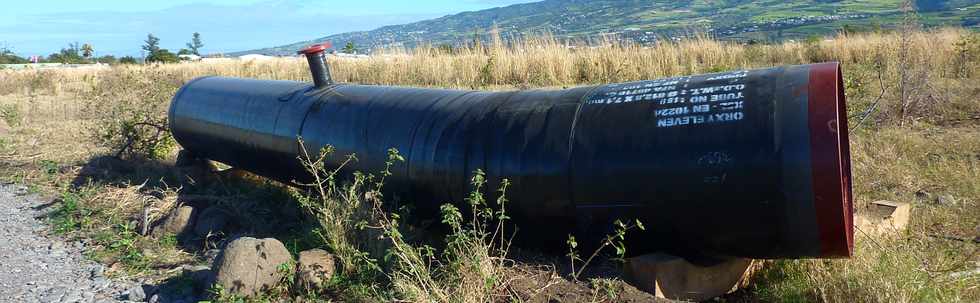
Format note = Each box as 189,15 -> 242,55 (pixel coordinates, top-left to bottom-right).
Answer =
1,28 -> 978,302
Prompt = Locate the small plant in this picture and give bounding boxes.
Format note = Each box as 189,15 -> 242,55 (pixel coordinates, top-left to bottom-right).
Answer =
159,234 -> 178,248
40,159 -> 59,175
51,189 -> 93,234
475,54 -> 496,88
109,222 -> 149,270
566,219 -> 645,280
589,278 -> 621,301
0,138 -> 11,153
0,104 -> 22,127
83,68 -> 181,160
296,140 -> 518,302
952,33 -> 979,78
273,260 -> 297,296
366,166 -> 514,302
208,283 -> 246,303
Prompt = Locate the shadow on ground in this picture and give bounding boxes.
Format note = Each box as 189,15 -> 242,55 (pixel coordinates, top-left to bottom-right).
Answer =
53,154 -> 676,302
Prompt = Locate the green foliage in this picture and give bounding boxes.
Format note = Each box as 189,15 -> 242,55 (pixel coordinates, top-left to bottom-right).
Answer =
159,234 -> 178,248
295,141 -> 386,299
342,41 -> 358,54
566,219 -> 645,280
142,34 -> 161,54
750,260 -> 815,302
187,32 -> 204,56
0,138 -> 11,154
952,33 -> 979,78
47,42 -> 87,64
118,56 -> 139,64
589,279 -> 623,301
475,55 -> 496,88
296,143 -> 519,301
84,68 -> 181,159
81,43 -> 94,59
0,104 -> 23,127
378,167 -> 513,302
39,159 -> 59,175
107,222 -> 149,270
51,190 -> 93,234
96,55 -> 117,64
141,33 -> 178,63
0,47 -> 29,64
146,49 -> 179,64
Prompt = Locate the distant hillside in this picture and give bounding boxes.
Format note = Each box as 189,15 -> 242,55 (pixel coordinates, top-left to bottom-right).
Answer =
231,0 -> 980,56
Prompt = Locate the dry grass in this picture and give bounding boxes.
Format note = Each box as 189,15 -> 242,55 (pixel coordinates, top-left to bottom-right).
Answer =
0,28 -> 978,302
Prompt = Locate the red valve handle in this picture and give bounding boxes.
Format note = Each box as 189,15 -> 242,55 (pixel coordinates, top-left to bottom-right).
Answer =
298,42 -> 332,55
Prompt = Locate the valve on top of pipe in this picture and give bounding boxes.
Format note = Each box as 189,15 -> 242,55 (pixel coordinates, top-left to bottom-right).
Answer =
298,42 -> 333,88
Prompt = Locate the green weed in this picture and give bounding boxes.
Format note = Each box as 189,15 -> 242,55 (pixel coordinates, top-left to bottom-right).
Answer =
0,104 -> 21,126
566,219 -> 645,281
51,189 -> 94,234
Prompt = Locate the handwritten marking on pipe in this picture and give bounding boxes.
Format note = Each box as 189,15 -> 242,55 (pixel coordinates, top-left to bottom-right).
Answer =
698,151 -> 734,167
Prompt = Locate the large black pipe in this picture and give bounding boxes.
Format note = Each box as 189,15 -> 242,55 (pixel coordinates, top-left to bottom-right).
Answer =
169,52 -> 853,259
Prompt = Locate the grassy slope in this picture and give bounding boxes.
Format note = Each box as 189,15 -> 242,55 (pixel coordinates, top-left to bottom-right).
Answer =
232,0 -> 979,55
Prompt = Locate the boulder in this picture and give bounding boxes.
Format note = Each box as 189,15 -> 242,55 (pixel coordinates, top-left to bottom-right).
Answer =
855,200 -> 910,236
214,237 -> 293,297
194,207 -> 231,237
153,206 -> 198,237
625,254 -> 755,302
124,284 -> 147,301
296,249 -> 336,291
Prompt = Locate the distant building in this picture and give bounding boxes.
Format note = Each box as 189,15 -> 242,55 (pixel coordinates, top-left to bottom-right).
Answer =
238,54 -> 275,61
201,57 -> 234,63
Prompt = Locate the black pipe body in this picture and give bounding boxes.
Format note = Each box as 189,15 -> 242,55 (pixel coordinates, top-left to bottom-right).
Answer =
169,63 -> 853,259
305,51 -> 331,88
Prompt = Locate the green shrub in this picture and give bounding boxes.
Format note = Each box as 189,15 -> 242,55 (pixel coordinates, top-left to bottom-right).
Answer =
84,67 -> 182,159
0,104 -> 22,127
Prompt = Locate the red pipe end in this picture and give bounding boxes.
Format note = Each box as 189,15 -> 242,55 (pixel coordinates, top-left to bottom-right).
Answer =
808,62 -> 854,258
298,42 -> 332,55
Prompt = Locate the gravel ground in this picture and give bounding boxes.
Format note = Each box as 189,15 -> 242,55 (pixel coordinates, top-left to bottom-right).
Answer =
0,182 -> 135,303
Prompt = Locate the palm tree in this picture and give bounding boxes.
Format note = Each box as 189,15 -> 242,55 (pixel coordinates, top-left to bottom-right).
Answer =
81,43 -> 94,60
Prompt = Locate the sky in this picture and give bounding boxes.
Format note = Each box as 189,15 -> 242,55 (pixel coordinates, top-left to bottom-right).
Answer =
0,0 -> 538,57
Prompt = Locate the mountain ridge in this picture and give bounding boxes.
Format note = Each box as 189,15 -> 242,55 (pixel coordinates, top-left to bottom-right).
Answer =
229,0 -> 980,56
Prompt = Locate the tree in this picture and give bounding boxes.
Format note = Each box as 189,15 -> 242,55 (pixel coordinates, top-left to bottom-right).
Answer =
48,43 -> 84,64
342,41 -> 357,54
96,55 -> 117,64
186,32 -> 204,55
141,33 -> 178,64
81,43 -> 94,60
119,56 -> 139,64
142,34 -> 161,55
146,49 -> 178,63
177,48 -> 192,56
0,47 -> 29,64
